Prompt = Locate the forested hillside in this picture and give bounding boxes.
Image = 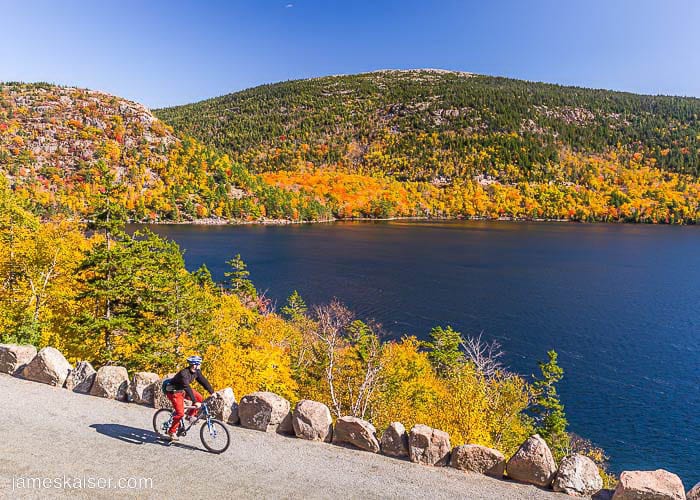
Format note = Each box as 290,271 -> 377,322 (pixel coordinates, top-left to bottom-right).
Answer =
4,73 -> 700,223
156,70 -> 700,223
0,82 -> 331,221
157,69 -> 700,179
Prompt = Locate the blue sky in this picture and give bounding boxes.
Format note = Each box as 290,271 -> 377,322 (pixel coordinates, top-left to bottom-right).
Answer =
2,0 -> 699,108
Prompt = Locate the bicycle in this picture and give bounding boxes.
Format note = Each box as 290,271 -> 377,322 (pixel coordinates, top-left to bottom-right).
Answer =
153,402 -> 231,454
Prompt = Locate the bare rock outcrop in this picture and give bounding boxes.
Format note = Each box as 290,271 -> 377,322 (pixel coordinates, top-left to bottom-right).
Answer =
65,361 -> 96,393
239,392 -> 293,434
21,347 -> 72,387
332,416 -> 380,453
0,344 -> 37,375
380,422 -> 409,458
292,399 -> 333,442
552,454 -> 603,496
450,444 -> 505,478
612,469 -> 685,500
207,387 -> 239,424
408,424 -> 451,466
127,372 -> 160,405
89,366 -> 129,401
1,84 -> 178,200
506,434 -> 557,487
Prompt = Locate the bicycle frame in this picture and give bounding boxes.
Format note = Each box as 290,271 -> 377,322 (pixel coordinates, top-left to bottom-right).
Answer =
163,403 -> 216,435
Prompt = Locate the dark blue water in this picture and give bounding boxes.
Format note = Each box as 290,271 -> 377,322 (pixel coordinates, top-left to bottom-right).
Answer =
142,221 -> 700,487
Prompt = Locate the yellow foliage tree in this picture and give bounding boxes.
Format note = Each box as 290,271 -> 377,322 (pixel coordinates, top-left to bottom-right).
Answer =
204,294 -> 299,401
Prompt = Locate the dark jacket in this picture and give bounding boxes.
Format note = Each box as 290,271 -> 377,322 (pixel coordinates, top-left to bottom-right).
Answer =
168,367 -> 215,403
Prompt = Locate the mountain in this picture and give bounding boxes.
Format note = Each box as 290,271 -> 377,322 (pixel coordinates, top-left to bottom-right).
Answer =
155,69 -> 700,180
3,73 -> 700,223
0,82 -> 329,221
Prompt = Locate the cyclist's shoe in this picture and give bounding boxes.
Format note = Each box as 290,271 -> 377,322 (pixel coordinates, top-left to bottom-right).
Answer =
167,432 -> 179,442
186,415 -> 198,424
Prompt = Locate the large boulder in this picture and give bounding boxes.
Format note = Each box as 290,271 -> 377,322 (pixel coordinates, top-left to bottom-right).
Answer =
239,392 -> 293,433
612,469 -> 685,500
408,424 -> 451,466
380,422 -> 409,458
89,366 -> 129,401
332,416 -> 380,453
0,344 -> 37,375
21,347 -> 72,386
207,387 -> 239,425
292,399 -> 333,442
506,434 -> 557,487
64,361 -> 96,393
552,454 -> 603,496
687,482 -> 700,500
127,372 -> 160,405
450,444 -> 505,478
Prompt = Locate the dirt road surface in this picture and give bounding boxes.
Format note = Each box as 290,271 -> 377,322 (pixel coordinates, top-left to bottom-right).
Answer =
1,374 -> 567,499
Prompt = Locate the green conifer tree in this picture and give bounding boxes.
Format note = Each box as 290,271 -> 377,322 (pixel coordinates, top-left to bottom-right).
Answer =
425,325 -> 464,376
128,230 -> 216,371
281,290 -> 307,320
531,350 -> 570,459
71,161 -> 131,362
224,254 -> 257,300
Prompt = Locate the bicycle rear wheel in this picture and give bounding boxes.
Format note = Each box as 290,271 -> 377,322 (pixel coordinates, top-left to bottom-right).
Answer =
153,409 -> 174,437
200,419 -> 230,454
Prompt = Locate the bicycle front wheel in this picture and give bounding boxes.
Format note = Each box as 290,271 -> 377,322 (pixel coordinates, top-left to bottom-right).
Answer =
153,409 -> 173,437
200,419 -> 230,454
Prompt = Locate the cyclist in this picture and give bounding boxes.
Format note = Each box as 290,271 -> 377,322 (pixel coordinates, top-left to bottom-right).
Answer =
163,355 -> 215,441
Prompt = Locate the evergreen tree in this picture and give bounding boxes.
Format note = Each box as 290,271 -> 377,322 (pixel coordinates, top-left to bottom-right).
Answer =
127,230 -> 216,371
531,350 -> 569,459
70,161 -> 130,361
88,160 -> 128,246
281,290 -> 307,320
193,263 -> 216,289
425,325 -> 464,376
69,162 -> 217,370
71,234 -> 138,363
224,254 -> 257,300
347,319 -> 381,363
71,228 -> 216,371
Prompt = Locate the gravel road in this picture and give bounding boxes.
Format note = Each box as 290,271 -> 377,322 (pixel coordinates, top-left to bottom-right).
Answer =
0,374 -> 566,499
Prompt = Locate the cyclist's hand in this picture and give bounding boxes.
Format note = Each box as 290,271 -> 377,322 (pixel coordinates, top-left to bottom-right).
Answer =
194,402 -> 202,408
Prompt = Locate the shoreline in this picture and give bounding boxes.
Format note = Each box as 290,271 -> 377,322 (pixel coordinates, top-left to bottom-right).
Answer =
136,215 -> 568,227
128,214 -> 693,227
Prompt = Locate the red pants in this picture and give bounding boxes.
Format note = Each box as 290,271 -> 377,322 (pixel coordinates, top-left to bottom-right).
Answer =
167,390 -> 203,434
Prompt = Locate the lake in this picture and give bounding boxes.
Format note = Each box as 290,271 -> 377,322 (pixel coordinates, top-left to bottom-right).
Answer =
142,220 -> 700,487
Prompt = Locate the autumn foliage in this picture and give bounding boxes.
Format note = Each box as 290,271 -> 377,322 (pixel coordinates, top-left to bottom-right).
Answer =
2,80 -> 700,226
0,176 -> 615,481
